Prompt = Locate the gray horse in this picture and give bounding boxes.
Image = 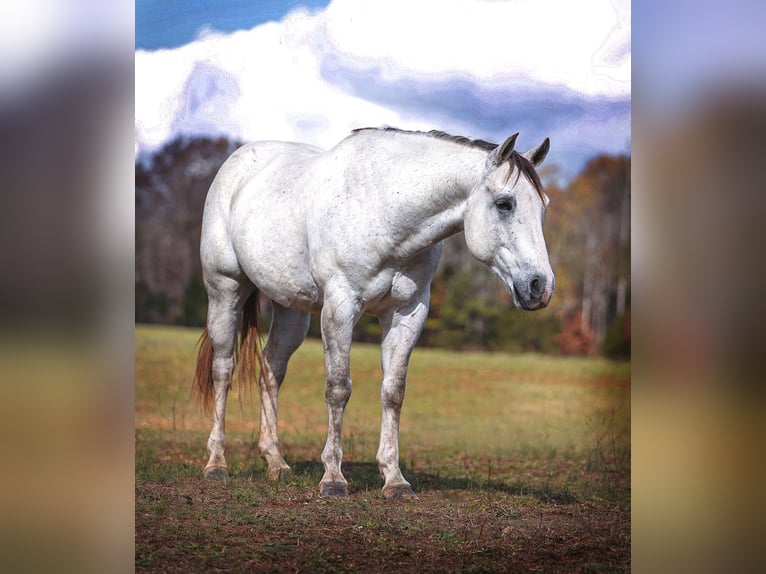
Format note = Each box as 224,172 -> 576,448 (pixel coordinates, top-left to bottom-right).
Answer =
193,128 -> 554,500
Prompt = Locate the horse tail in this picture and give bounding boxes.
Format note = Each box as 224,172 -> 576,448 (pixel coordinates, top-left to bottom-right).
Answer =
192,327 -> 215,414
192,289 -> 264,415
235,290 -> 264,404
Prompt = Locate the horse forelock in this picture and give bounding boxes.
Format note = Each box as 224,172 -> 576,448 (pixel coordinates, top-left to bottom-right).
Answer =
504,151 -> 548,207
350,126 -> 547,205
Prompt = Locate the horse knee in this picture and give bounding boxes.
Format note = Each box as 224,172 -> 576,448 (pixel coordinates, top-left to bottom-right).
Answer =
325,377 -> 352,406
381,377 -> 405,409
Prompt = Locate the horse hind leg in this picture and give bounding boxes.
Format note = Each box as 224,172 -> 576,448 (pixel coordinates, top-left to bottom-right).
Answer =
195,277 -> 254,479
258,303 -> 310,480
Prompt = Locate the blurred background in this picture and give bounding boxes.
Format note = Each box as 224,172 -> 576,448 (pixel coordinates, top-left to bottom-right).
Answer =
1,0 -> 766,572
0,2 -> 135,573
136,138 -> 630,359
632,1 -> 766,571
135,0 -> 631,359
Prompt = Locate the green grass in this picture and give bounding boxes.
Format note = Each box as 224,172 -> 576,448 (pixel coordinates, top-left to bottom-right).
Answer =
136,323 -> 630,573
136,323 -> 629,494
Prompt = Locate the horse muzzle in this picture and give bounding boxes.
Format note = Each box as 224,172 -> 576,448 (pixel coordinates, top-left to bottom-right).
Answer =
512,272 -> 554,311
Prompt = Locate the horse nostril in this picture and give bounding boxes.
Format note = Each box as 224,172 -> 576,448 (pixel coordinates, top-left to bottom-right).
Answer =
530,275 -> 543,297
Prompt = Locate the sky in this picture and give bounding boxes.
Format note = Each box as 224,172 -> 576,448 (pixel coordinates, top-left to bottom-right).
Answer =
2,1 -> 764,180
136,0 -> 331,50
134,0 -> 631,178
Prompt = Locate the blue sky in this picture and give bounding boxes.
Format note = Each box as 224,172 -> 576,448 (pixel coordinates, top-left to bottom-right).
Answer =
136,0 -> 330,50
135,0 -> 631,179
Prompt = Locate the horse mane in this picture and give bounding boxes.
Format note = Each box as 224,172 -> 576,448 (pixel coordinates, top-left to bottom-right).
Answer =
351,127 -> 547,204
352,126 -> 496,151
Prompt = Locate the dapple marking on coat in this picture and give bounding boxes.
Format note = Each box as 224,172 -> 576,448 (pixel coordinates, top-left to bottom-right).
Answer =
193,127 -> 554,500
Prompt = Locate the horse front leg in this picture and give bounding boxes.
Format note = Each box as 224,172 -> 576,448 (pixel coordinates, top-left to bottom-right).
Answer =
318,292 -> 361,497
377,294 -> 430,500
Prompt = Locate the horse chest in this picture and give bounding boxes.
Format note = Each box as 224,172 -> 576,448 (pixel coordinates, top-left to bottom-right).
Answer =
359,269 -> 416,314
370,245 -> 443,310
362,250 -> 440,313
389,271 -> 419,302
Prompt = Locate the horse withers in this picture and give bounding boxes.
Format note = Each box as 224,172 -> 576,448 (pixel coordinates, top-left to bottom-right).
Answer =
193,128 -> 554,500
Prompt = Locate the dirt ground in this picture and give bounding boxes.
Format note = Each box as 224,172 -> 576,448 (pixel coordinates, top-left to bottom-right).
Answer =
136,468 -> 629,573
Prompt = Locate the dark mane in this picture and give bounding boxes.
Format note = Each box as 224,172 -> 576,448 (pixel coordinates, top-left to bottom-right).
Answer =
351,127 -> 547,204
352,126 -> 497,151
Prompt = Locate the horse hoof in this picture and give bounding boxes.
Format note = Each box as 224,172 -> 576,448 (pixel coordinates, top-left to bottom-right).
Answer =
204,466 -> 228,480
267,465 -> 292,481
382,484 -> 418,501
319,481 -> 349,498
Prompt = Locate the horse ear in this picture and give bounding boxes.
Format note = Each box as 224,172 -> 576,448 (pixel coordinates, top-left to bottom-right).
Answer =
489,133 -> 519,166
523,137 -> 550,167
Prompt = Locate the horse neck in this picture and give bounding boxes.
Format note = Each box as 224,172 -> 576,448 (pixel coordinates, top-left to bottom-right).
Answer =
374,142 -> 485,258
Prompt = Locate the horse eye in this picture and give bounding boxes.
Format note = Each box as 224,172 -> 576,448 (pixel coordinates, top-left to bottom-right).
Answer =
495,197 -> 515,213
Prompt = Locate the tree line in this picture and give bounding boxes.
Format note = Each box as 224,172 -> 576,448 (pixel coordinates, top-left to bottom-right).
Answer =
136,137 -> 629,358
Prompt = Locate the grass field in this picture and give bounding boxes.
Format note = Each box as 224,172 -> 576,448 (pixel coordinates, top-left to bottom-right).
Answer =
136,323 -> 630,572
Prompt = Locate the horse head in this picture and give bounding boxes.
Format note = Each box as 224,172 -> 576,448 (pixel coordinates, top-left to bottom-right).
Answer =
464,133 -> 554,310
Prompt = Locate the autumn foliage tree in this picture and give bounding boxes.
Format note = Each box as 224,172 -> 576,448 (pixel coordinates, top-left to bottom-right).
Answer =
545,156 -> 631,356
135,137 -> 630,357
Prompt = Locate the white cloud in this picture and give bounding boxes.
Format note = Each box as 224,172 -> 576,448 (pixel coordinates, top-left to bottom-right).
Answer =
135,0 -> 630,171
135,10 -> 415,155
320,0 -> 629,96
